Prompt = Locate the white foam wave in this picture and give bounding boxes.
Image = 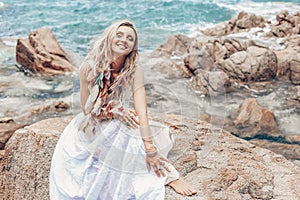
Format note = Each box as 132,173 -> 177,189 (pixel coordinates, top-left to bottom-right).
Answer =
0,2 -> 4,8
188,0 -> 300,49
215,0 -> 300,22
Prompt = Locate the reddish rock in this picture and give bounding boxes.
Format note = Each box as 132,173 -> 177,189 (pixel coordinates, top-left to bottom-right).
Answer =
16,27 -> 77,75
233,98 -> 280,138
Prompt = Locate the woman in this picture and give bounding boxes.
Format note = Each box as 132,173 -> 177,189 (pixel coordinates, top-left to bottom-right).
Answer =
49,20 -> 196,199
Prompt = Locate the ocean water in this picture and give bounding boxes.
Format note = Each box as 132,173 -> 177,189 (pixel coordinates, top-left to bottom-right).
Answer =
1,0 -> 300,55
0,0 -> 299,139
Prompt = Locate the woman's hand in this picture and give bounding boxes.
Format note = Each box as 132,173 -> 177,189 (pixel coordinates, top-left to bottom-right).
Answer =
146,151 -> 171,177
112,106 -> 139,129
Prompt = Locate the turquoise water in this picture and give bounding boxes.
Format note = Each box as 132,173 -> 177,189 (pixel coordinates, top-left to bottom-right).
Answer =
1,0 -> 299,55
0,0 -> 299,138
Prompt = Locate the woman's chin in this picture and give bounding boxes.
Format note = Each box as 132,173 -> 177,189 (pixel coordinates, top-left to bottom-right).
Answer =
112,53 -> 128,60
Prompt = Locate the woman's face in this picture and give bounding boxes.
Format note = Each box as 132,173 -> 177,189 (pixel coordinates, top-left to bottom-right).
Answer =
111,25 -> 136,60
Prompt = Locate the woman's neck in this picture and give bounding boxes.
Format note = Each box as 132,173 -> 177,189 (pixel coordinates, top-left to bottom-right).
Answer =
111,55 -> 126,73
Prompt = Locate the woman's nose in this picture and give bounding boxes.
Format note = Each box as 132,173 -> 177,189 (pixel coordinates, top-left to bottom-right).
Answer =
120,35 -> 127,43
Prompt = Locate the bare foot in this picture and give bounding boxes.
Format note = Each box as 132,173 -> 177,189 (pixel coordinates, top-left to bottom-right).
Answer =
167,177 -> 197,196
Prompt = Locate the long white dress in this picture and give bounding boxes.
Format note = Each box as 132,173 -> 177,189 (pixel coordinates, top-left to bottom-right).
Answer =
49,67 -> 179,199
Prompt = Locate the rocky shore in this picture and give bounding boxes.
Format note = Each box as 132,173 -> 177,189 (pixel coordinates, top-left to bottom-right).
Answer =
0,10 -> 299,199
1,114 -> 300,200
148,10 -> 300,165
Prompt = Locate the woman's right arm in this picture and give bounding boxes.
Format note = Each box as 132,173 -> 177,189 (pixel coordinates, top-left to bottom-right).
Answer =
79,63 -> 90,115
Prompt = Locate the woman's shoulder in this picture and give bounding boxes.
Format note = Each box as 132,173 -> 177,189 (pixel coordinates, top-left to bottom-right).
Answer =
79,58 -> 96,85
134,65 -> 144,76
79,58 -> 93,75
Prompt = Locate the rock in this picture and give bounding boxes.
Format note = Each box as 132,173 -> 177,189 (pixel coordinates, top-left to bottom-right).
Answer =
236,11 -> 266,30
285,135 -> 300,144
275,49 -> 294,79
16,27 -> 77,75
31,101 -> 70,114
181,39 -> 237,96
191,70 -> 231,96
152,33 -> 266,96
275,43 -> 300,84
217,46 -> 277,82
152,34 -> 192,57
286,85 -> 300,106
184,38 -> 248,71
267,11 -> 300,37
0,150 -> 4,199
1,114 -> 300,199
250,140 -> 300,160
0,116 -> 72,200
0,150 -> 4,160
233,98 -> 280,138
150,57 -> 192,78
183,41 -> 215,73
202,11 -> 265,36
0,117 -> 26,150
290,55 -> 300,85
285,35 -> 300,49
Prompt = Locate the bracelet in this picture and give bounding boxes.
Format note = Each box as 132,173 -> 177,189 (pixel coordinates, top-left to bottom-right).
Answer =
146,150 -> 157,157
142,138 -> 153,143
146,146 -> 157,157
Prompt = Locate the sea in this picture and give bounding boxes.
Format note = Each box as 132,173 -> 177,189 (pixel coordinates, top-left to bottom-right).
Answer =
1,0 -> 300,55
0,0 -> 299,138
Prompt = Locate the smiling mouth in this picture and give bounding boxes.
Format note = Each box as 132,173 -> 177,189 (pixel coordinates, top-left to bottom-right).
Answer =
117,43 -> 127,49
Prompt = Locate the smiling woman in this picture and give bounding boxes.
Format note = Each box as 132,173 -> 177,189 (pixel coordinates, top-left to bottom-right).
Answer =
111,25 -> 136,59
49,20 -> 196,200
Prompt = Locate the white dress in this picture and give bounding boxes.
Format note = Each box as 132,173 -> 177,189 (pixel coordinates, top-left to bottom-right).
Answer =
49,112 -> 179,200
49,65 -> 179,199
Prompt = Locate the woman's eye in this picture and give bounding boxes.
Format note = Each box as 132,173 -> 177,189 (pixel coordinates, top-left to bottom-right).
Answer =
116,33 -> 122,37
128,36 -> 133,42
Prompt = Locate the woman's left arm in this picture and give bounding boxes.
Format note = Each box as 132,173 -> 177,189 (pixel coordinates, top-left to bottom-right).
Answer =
133,66 -> 170,177
133,66 -> 153,149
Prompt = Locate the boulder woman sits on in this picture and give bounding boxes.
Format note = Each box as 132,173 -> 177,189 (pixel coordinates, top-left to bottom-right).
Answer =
49,20 -> 196,199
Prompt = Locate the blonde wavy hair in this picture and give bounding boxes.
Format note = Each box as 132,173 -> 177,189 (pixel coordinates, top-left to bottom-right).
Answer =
83,20 -> 139,90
